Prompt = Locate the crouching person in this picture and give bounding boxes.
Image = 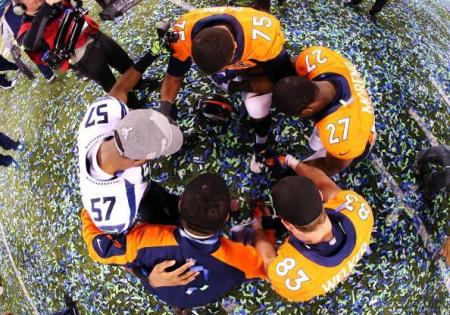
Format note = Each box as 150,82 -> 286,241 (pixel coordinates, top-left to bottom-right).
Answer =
81,173 -> 267,310
254,155 -> 374,302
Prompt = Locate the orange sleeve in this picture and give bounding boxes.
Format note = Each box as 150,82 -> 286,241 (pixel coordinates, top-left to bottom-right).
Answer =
81,208 -> 136,265
212,238 -> 267,280
81,209 -> 178,265
170,14 -> 193,62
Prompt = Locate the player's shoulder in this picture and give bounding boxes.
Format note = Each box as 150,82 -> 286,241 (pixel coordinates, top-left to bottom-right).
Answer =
326,190 -> 373,223
131,224 -> 178,248
296,46 -> 345,68
79,96 -> 128,132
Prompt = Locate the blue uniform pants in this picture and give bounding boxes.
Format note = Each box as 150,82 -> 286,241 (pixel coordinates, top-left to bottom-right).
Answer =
0,132 -> 19,167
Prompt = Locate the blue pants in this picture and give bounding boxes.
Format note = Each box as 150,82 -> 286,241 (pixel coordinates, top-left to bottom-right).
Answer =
0,132 -> 19,167
0,55 -> 18,87
37,64 -> 54,80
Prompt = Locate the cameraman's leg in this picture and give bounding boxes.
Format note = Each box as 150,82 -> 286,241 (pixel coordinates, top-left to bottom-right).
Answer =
0,132 -> 19,151
370,0 -> 389,15
0,154 -> 14,167
0,55 -> 18,72
73,40 -> 117,92
95,31 -> 133,74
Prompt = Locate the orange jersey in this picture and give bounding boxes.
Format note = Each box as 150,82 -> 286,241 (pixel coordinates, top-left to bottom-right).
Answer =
268,190 -> 374,302
170,7 -> 285,71
81,208 -> 266,308
295,46 -> 375,159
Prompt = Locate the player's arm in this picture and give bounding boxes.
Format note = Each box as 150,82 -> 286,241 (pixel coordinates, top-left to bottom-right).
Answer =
108,51 -> 158,104
284,155 -> 341,202
82,209 -> 198,285
252,220 -> 276,274
260,50 -> 296,84
81,208 -> 133,265
161,56 -> 192,102
158,56 -> 191,118
148,260 -> 199,287
304,154 -> 352,177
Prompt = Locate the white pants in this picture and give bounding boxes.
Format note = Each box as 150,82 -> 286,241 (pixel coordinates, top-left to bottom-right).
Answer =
303,127 -> 327,162
242,92 -> 272,119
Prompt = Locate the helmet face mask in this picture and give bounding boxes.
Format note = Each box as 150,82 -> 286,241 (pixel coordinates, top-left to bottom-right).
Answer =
197,94 -> 234,126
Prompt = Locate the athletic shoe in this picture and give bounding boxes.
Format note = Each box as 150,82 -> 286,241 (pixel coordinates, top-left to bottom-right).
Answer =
16,143 -> 25,152
46,73 -> 56,83
250,143 -> 268,173
343,0 -> 360,7
11,159 -> 19,169
0,79 -> 17,90
368,12 -> 379,25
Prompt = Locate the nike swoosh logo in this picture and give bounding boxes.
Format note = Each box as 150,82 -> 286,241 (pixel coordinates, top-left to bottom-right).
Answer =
96,239 -> 103,253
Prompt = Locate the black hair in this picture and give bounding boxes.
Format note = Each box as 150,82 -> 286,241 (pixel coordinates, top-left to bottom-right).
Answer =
180,173 -> 230,235
192,27 -> 235,74
271,176 -> 323,227
272,76 -> 318,115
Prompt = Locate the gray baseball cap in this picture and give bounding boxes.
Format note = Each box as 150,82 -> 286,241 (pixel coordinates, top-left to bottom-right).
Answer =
113,109 -> 183,160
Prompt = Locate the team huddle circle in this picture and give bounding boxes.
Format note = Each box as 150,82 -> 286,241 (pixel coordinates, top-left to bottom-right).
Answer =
0,0 -> 448,314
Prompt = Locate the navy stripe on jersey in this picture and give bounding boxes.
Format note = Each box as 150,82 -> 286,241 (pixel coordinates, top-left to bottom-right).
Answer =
133,229 -> 247,308
312,73 -> 351,122
93,233 -> 127,258
288,210 -> 356,267
125,179 -> 137,229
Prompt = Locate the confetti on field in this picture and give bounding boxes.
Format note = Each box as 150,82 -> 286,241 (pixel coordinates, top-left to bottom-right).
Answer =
0,0 -> 449,314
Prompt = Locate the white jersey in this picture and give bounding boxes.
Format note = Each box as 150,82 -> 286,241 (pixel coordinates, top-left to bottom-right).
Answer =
77,96 -> 149,234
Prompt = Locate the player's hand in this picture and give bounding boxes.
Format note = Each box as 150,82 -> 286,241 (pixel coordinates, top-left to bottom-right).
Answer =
148,260 -> 199,287
440,236 -> 450,266
45,0 -> 63,5
263,150 -> 288,170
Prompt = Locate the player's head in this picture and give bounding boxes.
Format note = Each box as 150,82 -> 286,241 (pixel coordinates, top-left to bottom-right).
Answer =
192,27 -> 236,74
179,173 -> 230,236
273,76 -> 318,117
113,109 -> 183,167
271,176 -> 331,244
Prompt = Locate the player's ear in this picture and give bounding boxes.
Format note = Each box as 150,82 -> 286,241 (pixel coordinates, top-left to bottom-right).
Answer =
133,159 -> 147,166
281,218 -> 294,232
299,107 -> 314,118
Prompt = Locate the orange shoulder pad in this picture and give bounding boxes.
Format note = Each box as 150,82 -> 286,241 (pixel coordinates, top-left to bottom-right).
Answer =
268,243 -> 316,302
212,237 -> 266,280
295,46 -> 345,78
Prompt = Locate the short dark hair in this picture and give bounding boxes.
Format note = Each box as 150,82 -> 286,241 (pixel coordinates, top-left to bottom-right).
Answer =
272,76 -> 318,115
271,176 -> 323,228
192,28 -> 235,74
180,173 -> 230,235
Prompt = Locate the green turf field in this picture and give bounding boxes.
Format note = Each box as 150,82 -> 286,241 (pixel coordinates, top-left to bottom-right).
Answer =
0,0 -> 449,314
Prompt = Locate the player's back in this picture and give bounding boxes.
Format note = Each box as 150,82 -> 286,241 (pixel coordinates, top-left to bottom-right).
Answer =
170,6 -> 285,70
81,208 -> 265,308
139,229 -> 266,308
295,46 -> 375,159
268,190 -> 374,302
77,97 -> 148,234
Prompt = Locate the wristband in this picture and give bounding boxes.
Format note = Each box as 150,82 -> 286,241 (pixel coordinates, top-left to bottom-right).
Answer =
133,51 -> 157,73
285,154 -> 299,169
157,100 -> 173,118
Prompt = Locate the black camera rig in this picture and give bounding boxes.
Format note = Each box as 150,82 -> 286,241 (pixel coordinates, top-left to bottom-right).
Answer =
42,0 -> 88,69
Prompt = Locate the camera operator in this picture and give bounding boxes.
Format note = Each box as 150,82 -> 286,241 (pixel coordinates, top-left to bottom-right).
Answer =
16,0 -> 155,102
